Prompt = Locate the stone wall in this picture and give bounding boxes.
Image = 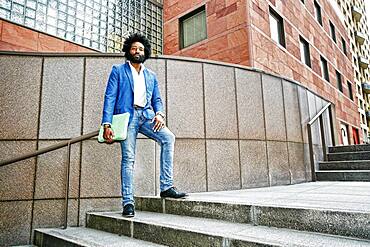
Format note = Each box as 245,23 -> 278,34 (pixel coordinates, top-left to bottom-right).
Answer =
0,53 -> 331,245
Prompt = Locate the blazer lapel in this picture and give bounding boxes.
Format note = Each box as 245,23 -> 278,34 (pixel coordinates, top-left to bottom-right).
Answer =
123,62 -> 134,92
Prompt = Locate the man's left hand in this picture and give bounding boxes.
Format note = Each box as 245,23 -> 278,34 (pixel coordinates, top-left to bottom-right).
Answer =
152,115 -> 165,132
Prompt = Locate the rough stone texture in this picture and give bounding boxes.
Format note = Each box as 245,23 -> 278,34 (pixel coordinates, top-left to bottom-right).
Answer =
304,144 -> 313,181
267,141 -> 290,186
239,140 -> 269,188
165,200 -> 251,223
0,56 -> 42,139
0,141 -> 37,200
136,197 -> 163,213
32,199 -> 78,229
298,87 -> 310,144
254,206 -> 370,240
235,69 -> 265,140
86,213 -> 131,237
79,198 -> 122,227
206,140 -> 240,191
204,64 -> 238,139
166,60 -> 204,138
34,141 -> 80,199
39,57 -> 84,139
133,139 -> 156,196
80,140 -> 121,198
262,74 -> 286,141
288,142 -> 307,183
283,80 -> 303,143
83,57 -> 123,133
173,139 -> 206,193
145,58 -> 166,113
0,201 -> 32,246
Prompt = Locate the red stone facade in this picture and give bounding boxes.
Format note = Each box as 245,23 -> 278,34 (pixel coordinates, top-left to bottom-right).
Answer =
163,0 -> 361,144
0,19 -> 95,53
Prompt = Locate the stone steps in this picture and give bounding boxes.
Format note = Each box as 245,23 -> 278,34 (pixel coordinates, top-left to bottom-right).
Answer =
85,210 -> 370,247
319,160 -> 370,170
34,227 -> 167,247
316,170 -> 370,181
329,144 -> 370,153
327,151 -> 370,161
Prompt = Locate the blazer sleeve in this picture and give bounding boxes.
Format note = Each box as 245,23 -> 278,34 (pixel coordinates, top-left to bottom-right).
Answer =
101,65 -> 118,124
151,74 -> 164,114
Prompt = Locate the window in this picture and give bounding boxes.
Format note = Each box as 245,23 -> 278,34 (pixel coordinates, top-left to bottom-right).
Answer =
341,37 -> 347,55
329,21 -> 336,43
336,70 -> 343,92
180,6 -> 207,49
301,0 -> 305,3
314,1 -> 323,26
269,7 -> 285,47
299,36 -> 311,67
320,56 -> 330,82
348,81 -> 354,100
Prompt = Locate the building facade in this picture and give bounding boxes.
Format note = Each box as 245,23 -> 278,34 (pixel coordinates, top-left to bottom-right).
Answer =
0,0 -> 163,53
336,0 -> 370,143
163,0 -> 361,144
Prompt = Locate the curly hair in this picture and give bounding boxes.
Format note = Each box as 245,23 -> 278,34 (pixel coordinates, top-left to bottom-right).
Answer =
122,33 -> 151,61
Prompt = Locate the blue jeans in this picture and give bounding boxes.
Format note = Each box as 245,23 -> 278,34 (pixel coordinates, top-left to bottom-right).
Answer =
120,108 -> 175,206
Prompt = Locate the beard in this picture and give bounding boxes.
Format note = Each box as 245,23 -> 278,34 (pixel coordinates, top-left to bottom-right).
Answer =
126,52 -> 146,63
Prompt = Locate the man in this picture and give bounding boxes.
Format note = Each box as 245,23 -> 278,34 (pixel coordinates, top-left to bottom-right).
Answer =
101,33 -> 187,217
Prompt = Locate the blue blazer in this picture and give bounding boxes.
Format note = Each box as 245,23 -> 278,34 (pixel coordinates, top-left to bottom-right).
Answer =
101,62 -> 164,125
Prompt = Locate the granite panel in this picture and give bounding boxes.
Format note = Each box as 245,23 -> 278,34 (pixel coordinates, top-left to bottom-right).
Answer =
288,142 -> 307,184
267,141 -> 290,186
173,139 -> 206,193
206,140 -> 240,191
32,199 -> 78,228
83,57 -> 123,133
34,141 -> 80,199
204,64 -> 238,139
239,140 -> 269,188
79,198 -> 121,226
0,56 -> 42,139
235,69 -> 265,140
283,80 -> 303,143
262,74 -> 286,141
298,87 -> 310,143
304,144 -> 313,181
145,58 -> 166,109
0,141 -> 37,200
80,140 -> 121,198
323,110 -> 334,147
133,139 -> 156,196
39,57 -> 84,139
0,201 -> 32,246
166,60 -> 204,138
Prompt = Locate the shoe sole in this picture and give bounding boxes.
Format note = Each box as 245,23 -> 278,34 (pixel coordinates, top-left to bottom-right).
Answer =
122,214 -> 135,218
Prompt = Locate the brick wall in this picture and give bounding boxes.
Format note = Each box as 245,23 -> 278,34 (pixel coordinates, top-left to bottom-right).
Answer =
0,19 -> 95,53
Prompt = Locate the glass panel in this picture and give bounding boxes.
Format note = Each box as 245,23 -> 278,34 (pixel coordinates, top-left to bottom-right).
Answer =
1,0 -> 12,10
26,8 -> 36,18
25,17 -> 35,27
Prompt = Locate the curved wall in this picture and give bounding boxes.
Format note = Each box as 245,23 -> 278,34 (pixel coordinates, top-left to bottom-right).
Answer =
0,53 -> 331,245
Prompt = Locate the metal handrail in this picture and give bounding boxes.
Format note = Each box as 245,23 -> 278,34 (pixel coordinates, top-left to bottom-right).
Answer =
307,103 -> 335,181
0,130 -> 99,229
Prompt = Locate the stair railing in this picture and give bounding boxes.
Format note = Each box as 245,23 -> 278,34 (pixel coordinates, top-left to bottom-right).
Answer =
307,103 -> 335,181
0,130 -> 99,229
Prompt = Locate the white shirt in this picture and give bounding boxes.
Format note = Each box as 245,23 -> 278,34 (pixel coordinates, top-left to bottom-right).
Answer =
129,61 -> 147,107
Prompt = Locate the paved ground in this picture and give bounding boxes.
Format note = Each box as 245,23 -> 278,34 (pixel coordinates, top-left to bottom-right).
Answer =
186,181 -> 370,212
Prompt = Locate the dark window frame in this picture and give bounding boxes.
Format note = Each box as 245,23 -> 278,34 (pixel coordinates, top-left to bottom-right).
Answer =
179,5 -> 207,49
320,56 -> 330,82
329,21 -> 336,43
341,37 -> 347,55
347,81 -> 354,100
299,36 -> 311,68
336,70 -> 343,92
269,7 -> 286,48
314,1 -> 323,26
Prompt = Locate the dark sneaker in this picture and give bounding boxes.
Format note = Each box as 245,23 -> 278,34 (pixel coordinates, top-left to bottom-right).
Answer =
122,203 -> 135,217
160,187 -> 187,198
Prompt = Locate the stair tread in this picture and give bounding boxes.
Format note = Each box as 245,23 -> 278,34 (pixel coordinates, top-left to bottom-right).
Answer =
89,211 -> 370,247
320,160 -> 370,163
316,170 -> 370,172
35,227 -> 166,247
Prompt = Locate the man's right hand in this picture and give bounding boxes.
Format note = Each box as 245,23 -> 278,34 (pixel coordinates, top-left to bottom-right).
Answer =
103,128 -> 114,143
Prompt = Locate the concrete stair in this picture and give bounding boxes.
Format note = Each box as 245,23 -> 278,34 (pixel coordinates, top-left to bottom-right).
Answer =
33,182 -> 370,246
317,145 -> 370,181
